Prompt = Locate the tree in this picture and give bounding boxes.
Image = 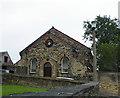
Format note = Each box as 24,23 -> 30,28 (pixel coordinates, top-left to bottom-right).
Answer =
97,43 -> 118,71
83,15 -> 120,72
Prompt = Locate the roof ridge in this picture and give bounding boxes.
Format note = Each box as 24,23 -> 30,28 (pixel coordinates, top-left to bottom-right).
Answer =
20,27 -> 89,54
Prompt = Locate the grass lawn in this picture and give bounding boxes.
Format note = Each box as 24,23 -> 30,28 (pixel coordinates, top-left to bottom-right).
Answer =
0,84 -> 49,96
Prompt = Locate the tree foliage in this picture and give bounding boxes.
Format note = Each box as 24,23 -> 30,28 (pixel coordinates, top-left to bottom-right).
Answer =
97,44 -> 118,71
83,15 -> 120,72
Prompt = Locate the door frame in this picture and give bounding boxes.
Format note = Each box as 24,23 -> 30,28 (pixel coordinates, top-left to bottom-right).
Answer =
44,62 -> 52,77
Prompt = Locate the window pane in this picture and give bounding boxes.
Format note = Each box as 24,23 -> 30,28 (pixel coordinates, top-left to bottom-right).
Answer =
4,56 -> 8,63
61,57 -> 69,73
30,59 -> 37,73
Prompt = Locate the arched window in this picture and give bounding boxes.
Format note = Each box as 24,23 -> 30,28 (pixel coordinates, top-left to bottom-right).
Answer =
61,57 -> 69,73
30,58 -> 37,73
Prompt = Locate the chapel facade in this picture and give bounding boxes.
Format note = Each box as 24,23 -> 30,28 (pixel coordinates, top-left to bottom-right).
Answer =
15,27 -> 92,78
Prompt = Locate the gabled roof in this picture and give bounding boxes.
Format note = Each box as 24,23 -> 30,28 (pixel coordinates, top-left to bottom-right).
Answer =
20,27 -> 89,54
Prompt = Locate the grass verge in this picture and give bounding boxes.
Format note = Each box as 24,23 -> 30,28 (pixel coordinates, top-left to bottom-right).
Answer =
1,84 -> 49,96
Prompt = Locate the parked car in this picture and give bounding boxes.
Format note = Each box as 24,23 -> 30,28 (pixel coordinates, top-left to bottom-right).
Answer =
0,69 -> 14,73
0,69 -> 10,73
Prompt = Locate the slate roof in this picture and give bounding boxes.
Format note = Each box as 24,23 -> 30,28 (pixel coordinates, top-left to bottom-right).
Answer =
20,27 -> 90,54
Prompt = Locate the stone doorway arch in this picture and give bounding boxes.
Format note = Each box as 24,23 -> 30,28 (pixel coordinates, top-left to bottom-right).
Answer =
44,62 -> 52,77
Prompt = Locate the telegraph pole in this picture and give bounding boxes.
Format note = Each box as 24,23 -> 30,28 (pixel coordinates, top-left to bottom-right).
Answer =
91,21 -> 98,82
93,29 -> 97,82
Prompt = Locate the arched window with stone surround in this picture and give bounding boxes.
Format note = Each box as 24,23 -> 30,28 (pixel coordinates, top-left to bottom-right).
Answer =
61,57 -> 69,73
30,58 -> 37,73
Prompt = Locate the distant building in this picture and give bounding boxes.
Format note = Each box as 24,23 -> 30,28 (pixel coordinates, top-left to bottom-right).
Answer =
0,51 -> 13,68
15,27 -> 92,78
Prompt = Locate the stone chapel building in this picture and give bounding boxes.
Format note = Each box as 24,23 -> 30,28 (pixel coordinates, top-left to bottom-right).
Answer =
15,27 -> 92,78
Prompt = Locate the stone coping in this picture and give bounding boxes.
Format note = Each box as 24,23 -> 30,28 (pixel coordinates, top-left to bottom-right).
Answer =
2,73 -> 85,85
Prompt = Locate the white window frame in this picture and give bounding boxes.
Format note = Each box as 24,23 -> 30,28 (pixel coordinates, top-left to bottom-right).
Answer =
61,57 -> 69,73
30,59 -> 37,73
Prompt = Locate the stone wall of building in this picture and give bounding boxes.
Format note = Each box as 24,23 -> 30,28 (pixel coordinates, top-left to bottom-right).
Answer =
15,29 -> 92,78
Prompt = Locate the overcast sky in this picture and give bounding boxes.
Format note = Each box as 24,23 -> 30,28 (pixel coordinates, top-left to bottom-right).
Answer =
0,0 -> 119,63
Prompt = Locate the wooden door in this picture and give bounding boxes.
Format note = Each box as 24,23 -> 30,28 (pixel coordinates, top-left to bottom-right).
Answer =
44,62 -> 52,77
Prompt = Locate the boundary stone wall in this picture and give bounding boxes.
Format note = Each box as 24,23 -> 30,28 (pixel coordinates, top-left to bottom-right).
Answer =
99,72 -> 119,94
2,73 -> 84,88
2,73 -> 99,97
